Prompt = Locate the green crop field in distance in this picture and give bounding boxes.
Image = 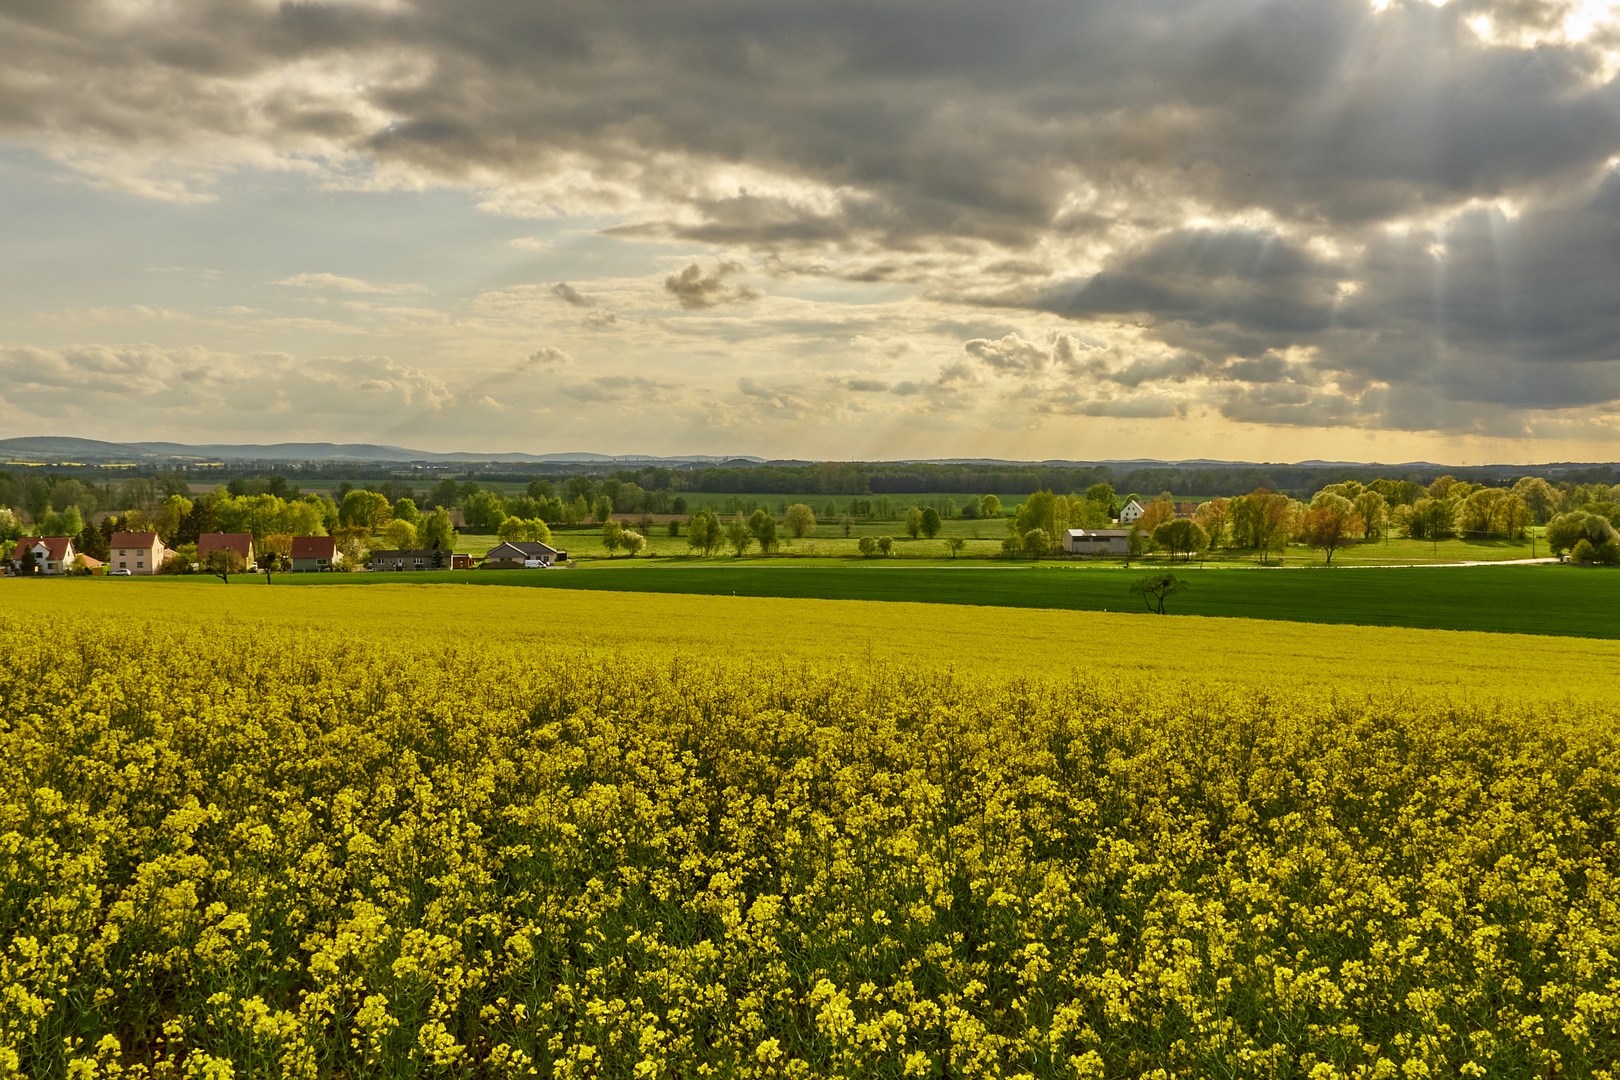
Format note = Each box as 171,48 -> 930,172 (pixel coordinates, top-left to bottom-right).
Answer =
265,561 -> 1619,639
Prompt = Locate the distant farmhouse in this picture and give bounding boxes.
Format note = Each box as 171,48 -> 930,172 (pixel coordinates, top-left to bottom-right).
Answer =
11,536 -> 75,575
1062,529 -> 1131,556
482,540 -> 566,569
368,548 -> 453,572
1118,499 -> 1145,525
110,531 -> 166,575
289,536 -> 338,572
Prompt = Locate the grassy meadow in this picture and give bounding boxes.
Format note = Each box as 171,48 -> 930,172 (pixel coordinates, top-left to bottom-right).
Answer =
3,596 -> 1618,1078
492,523 -> 1548,565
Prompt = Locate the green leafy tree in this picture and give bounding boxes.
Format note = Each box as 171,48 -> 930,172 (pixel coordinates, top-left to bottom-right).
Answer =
981,494 -> 1001,518
620,529 -> 646,556
1152,519 -> 1208,561
920,507 -> 942,539
687,510 -> 722,556
858,535 -> 877,557
666,519 -> 681,537
1086,483 -> 1117,516
340,490 -> 392,532
1512,476 -> 1561,523
783,503 -> 816,538
593,497 -> 613,525
1130,572 -> 1188,614
1353,491 -> 1388,540
602,520 -> 626,556
1022,528 -> 1051,558
1300,494 -> 1358,565
1548,511 -> 1618,555
384,519 -> 419,550
1125,524 -> 1144,566
417,509 -> 456,551
945,537 -> 967,558
748,509 -> 778,553
905,506 -> 923,540
18,544 -> 38,575
393,498 -> 420,524
1571,538 -> 1597,563
726,516 -> 753,557
877,535 -> 894,556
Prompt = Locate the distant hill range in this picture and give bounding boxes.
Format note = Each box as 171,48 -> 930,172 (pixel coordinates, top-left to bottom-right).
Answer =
0,435 -> 1613,477
0,436 -> 762,467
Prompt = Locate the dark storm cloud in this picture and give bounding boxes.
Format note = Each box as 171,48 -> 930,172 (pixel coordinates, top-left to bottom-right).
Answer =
550,283 -> 595,307
663,262 -> 760,309
5,0 -> 1620,431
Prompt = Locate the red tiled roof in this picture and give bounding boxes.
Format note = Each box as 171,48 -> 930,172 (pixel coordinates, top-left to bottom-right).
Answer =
196,533 -> 253,558
13,536 -> 73,561
291,536 -> 336,559
111,531 -> 160,547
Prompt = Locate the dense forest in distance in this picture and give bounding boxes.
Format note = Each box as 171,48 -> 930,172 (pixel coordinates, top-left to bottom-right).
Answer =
6,458 -> 1618,502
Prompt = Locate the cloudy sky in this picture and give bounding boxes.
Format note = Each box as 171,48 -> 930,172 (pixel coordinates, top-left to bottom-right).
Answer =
3,0 -> 1620,461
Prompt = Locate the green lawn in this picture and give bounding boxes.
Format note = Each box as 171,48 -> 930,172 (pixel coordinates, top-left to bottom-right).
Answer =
274,561 -> 1620,640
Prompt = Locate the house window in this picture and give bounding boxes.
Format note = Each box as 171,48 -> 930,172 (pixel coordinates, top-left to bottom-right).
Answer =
119,561 -> 126,568
137,561 -> 144,568
118,549 -> 126,555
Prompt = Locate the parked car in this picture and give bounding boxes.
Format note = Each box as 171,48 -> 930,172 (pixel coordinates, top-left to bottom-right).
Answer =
109,569 -> 132,576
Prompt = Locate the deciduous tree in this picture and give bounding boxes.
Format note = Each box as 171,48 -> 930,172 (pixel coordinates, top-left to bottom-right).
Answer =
726,516 -> 753,557
784,503 -> 816,538
1130,572 -> 1188,614
1152,519 -> 1208,561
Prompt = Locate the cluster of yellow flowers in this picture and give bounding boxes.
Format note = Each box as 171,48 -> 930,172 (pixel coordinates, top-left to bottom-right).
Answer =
1,617 -> 1617,1078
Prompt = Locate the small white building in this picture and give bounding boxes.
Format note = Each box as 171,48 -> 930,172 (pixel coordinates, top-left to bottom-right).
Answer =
1063,528 -> 1132,556
1118,499 -> 1145,525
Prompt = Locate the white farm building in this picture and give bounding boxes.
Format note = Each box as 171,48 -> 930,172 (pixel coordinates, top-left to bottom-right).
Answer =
1062,528 -> 1132,556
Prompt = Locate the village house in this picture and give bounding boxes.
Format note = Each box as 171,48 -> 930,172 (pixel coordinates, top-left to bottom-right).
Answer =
481,540 -> 566,568
1118,499 -> 1145,525
1176,501 -> 1198,519
289,536 -> 339,572
1062,528 -> 1132,556
110,531 -> 166,575
11,536 -> 76,576
367,548 -> 453,571
196,533 -> 255,569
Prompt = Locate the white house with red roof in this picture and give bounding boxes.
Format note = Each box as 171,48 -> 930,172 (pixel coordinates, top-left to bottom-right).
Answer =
290,535 -> 340,572
110,531 -> 167,575
11,536 -> 76,575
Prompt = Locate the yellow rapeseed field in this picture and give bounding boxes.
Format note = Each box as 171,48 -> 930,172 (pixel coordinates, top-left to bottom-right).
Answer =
2,587 -> 1618,1077
5,578 -> 1620,699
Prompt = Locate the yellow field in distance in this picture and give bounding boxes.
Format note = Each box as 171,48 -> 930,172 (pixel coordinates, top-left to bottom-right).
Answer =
16,578 -> 1616,701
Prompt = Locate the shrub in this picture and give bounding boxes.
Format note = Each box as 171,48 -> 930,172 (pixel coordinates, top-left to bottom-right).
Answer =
1571,538 -> 1597,563
858,535 -> 877,557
